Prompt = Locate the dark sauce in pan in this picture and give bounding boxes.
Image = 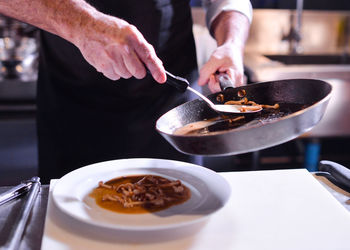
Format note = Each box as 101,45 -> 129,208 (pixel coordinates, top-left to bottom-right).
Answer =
174,103 -> 309,135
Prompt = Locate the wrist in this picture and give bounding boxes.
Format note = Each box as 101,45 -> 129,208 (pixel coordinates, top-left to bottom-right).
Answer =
212,11 -> 249,50
52,2 -> 107,47
218,42 -> 245,59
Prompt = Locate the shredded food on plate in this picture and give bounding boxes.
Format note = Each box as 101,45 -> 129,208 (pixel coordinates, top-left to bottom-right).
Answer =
90,175 -> 191,213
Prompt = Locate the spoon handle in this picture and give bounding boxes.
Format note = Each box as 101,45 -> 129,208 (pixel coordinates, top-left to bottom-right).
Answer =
147,69 -> 189,92
164,71 -> 234,93
164,70 -> 189,93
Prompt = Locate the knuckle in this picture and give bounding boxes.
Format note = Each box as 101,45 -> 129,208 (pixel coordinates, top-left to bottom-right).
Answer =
127,24 -> 138,33
146,43 -> 155,53
144,55 -> 158,68
141,44 -> 155,58
144,51 -> 153,61
123,25 -> 139,42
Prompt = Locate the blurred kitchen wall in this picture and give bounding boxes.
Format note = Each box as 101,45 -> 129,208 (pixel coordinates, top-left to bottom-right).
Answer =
250,0 -> 350,10
191,0 -> 350,171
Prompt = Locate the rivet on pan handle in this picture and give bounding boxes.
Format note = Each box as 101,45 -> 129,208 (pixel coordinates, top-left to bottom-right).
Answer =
216,72 -> 235,91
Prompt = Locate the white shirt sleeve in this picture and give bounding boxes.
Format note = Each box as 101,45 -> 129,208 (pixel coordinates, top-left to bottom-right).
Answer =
202,0 -> 253,29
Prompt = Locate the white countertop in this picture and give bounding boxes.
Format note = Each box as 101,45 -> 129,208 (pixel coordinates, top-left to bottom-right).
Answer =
41,169 -> 350,250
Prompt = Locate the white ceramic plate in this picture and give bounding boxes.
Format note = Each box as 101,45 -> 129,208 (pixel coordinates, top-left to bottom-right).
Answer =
52,158 -> 231,232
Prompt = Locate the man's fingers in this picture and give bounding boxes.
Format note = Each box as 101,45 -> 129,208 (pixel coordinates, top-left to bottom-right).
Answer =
78,20 -> 165,82
132,37 -> 166,83
199,58 -> 244,93
112,57 -> 132,79
100,63 -> 121,80
146,57 -> 166,84
208,74 -> 221,93
103,71 -> 121,81
203,67 -> 239,93
122,49 -> 146,79
96,52 -> 121,80
106,44 -> 133,79
198,59 -> 219,86
224,68 -> 244,87
198,66 -> 213,87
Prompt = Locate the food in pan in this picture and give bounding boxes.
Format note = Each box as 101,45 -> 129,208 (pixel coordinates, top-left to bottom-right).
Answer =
174,98 -> 308,136
224,97 -> 280,112
174,115 -> 246,135
89,175 -> 191,214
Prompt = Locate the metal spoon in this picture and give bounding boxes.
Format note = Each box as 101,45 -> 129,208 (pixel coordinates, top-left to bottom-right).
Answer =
164,71 -> 262,114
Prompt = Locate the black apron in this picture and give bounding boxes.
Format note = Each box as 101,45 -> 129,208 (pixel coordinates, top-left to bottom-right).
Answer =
37,0 -> 198,183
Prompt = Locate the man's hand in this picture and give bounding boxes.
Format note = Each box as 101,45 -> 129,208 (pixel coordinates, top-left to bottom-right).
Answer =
198,43 -> 244,93
0,0 -> 166,83
198,10 -> 250,93
74,15 -> 166,83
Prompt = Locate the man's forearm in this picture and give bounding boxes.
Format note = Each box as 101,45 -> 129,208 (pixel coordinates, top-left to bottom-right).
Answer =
0,0 -> 99,45
211,10 -> 250,50
0,0 -> 167,82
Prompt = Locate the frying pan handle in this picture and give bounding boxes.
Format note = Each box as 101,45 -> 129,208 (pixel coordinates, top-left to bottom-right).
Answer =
318,160 -> 350,193
216,72 -> 235,91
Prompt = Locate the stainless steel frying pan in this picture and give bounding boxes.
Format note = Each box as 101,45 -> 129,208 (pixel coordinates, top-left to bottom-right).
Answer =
156,79 -> 332,156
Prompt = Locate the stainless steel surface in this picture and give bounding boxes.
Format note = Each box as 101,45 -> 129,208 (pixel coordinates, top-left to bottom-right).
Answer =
192,9 -> 350,57
317,160 -> 350,193
245,10 -> 350,55
0,180 -> 31,206
156,79 -> 332,156
244,53 -> 350,82
281,0 -> 303,54
296,0 -> 303,45
3,177 -> 41,250
302,79 -> 350,137
240,9 -> 350,82
264,54 -> 350,65
0,185 -> 48,250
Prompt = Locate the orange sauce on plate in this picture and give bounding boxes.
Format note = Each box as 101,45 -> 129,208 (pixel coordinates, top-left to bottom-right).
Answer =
89,175 -> 191,214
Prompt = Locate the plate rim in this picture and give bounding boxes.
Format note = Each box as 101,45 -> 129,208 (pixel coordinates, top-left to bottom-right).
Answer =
52,158 -> 231,231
